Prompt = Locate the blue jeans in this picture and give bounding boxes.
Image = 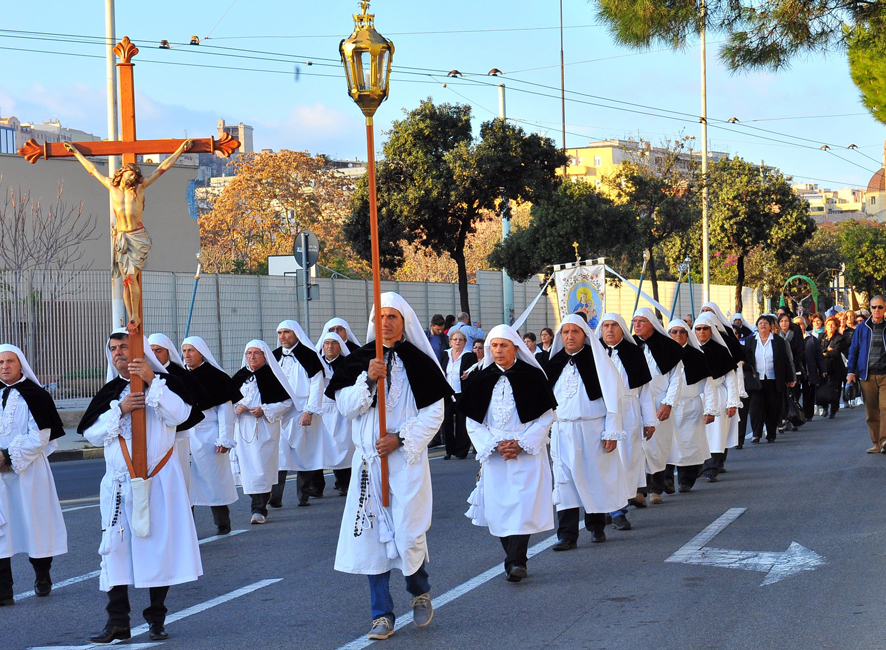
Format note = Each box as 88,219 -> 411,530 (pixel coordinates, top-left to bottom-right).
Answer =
367,562 -> 431,623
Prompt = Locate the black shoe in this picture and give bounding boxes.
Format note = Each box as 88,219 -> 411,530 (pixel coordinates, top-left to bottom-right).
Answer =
506,565 -> 527,582
627,497 -> 647,508
829,413 -> 836,419
34,576 -> 52,597
604,513 -> 613,525
0,596 -> 14,606
612,514 -> 632,531
750,437 -> 761,444
216,525 -> 231,535
705,475 -> 718,483
718,467 -> 728,473
308,487 -> 324,498
552,539 -> 577,551
336,486 -> 348,497
268,499 -> 283,509
148,623 -> 169,641
298,498 -> 310,507
443,454 -> 452,460
678,485 -> 691,493
662,483 -> 676,495
766,438 -> 775,443
734,444 -> 744,449
590,529 -> 606,543
89,625 -> 131,644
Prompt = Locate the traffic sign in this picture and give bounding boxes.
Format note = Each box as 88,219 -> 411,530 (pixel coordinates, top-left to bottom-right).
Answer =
294,230 -> 319,269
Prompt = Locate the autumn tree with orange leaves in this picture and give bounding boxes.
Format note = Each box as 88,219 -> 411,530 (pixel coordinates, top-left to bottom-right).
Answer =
198,150 -> 370,276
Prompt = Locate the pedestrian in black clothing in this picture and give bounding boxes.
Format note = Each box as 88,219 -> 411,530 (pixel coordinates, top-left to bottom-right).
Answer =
819,317 -> 848,419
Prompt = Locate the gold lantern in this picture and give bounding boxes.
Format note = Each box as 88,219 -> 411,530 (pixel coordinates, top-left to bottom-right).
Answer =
339,1 -> 394,118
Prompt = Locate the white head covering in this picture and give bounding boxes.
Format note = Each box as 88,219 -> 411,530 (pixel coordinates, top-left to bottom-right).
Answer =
318,331 -> 350,378
596,313 -> 635,345
367,292 -> 441,369
317,317 -> 361,351
632,307 -> 669,338
483,324 -> 543,371
701,302 -> 732,333
148,333 -> 185,369
241,339 -> 299,404
549,314 -> 621,414
732,312 -> 754,332
181,336 -> 224,372
694,312 -> 731,350
0,344 -> 40,385
106,329 -> 166,382
665,317 -> 702,350
277,319 -> 314,350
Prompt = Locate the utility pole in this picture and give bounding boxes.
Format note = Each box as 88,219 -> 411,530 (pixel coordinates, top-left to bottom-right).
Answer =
500,84 -> 514,325
700,0 -> 711,304
560,0 -> 567,178
106,0 -> 125,327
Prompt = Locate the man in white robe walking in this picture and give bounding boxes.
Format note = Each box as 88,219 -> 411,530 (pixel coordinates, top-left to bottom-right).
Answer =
315,331 -> 356,496
0,344 -> 67,605
458,324 -> 558,578
326,293 -> 451,641
80,332 -> 203,643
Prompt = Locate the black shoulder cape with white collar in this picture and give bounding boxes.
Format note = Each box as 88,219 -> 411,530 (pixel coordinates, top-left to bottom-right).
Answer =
604,340 -> 652,389
545,344 -> 604,402
324,340 -> 453,410
634,330 -> 683,375
457,357 -> 557,424
76,373 -> 204,434
273,343 -> 324,378
231,363 -> 292,404
700,339 -> 738,379
681,345 -> 712,385
188,362 -> 243,411
3,378 -> 65,440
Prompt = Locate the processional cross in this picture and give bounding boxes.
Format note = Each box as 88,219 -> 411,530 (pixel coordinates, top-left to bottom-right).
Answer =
17,37 -> 240,478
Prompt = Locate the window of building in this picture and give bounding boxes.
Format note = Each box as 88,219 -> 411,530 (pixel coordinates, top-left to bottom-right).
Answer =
872,197 -> 877,205
595,179 -> 602,189
594,156 -> 601,167
0,127 -> 14,154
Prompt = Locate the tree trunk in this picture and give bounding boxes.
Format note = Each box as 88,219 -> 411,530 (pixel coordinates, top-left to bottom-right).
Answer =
452,248 -> 471,313
735,254 -> 745,314
647,249 -> 662,322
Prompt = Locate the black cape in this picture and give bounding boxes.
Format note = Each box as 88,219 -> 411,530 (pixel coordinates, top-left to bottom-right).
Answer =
699,339 -> 738,380
718,328 -> 745,361
545,345 -> 604,402
634,330 -> 683,375
273,343 -> 324,379
458,357 -> 557,424
325,340 -> 453,410
681,345 -> 712,386
2,378 -> 65,440
231,363 -> 292,404
189,362 -> 243,411
77,373 -> 204,434
602,340 -> 652,389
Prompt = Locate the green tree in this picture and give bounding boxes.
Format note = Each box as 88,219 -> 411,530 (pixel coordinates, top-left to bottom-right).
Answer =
838,220 -> 886,297
594,1 -> 886,123
488,181 -> 637,281
344,99 -> 566,311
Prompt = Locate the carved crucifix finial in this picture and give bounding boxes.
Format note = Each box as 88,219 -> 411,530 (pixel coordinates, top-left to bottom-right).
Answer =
114,36 -> 139,64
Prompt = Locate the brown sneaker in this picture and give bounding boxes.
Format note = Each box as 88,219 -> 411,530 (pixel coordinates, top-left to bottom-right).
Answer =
649,493 -> 664,505
867,446 -> 880,454
628,493 -> 647,508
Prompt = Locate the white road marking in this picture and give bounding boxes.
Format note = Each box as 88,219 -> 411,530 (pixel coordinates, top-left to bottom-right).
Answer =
62,504 -> 100,513
334,526 -> 578,650
27,578 -> 282,650
28,644 -> 160,650
15,530 -> 248,602
665,507 -> 826,586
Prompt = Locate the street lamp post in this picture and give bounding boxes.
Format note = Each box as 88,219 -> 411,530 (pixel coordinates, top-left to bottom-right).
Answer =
340,0 -> 395,507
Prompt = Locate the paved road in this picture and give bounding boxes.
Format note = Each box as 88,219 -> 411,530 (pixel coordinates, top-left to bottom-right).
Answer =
7,406 -> 886,650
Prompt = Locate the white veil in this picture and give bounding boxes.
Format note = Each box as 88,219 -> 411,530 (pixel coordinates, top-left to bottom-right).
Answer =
366,292 -> 441,369
241,339 -> 299,404
181,335 -> 225,372
148,333 -> 185,369
0,344 -> 40,385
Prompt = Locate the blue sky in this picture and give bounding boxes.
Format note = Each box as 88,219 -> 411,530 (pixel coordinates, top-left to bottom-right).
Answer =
1,1 -> 883,189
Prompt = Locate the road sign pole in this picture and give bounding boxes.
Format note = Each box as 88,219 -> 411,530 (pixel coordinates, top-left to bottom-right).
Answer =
302,231 -> 310,338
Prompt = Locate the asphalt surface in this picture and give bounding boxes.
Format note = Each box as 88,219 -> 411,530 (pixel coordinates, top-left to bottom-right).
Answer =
7,405 -> 886,650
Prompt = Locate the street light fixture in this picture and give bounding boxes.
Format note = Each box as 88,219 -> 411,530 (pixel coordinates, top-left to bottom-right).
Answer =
340,0 -> 394,507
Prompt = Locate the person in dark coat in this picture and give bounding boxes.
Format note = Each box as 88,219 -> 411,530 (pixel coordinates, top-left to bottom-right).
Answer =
796,317 -> 827,420
819,317 -> 848,419
743,315 -> 795,442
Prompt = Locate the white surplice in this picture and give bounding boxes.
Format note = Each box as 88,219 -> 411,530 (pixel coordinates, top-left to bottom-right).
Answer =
83,378 -> 203,590
189,400 -> 238,507
548,362 -> 630,514
317,358 -> 356,470
465,376 -> 555,537
334,359 -> 443,577
705,369 -> 741,453
0,383 -> 67,560
276,346 -> 324,472
231,377 -> 290,494
667,374 -> 715,466
640,346 -> 683,474
608,349 -> 656,493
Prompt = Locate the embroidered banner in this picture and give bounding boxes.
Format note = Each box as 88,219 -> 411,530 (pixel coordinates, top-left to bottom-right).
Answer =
554,264 -> 605,330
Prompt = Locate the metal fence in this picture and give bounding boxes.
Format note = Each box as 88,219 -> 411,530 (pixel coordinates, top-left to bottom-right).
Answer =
0,268 -> 755,403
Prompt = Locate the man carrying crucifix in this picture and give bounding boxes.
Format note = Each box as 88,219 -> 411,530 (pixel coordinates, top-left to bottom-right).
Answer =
63,139 -> 193,327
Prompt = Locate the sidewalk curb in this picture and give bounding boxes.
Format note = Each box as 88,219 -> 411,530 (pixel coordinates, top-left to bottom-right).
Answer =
50,447 -> 104,463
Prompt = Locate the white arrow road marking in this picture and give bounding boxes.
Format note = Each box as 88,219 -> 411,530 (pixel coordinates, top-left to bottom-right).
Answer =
27,578 -> 282,650
665,507 -> 826,586
15,530 -> 247,602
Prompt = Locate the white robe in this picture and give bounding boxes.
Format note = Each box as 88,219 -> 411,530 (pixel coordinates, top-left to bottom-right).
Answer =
83,378 -> 203,591
641,346 -> 683,474
465,376 -> 555,537
317,358 -> 356,470
667,373 -> 715,466
277,348 -> 324,472
609,349 -> 656,493
549,363 -> 630,514
190,401 -> 238,507
0,385 -> 67,560
334,358 -> 443,576
705,370 -> 741,453
231,378 -> 290,494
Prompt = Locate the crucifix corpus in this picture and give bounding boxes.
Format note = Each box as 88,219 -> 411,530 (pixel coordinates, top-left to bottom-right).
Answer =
17,36 -> 239,478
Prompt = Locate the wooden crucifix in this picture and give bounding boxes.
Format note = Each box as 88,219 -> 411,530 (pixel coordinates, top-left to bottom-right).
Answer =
17,37 -> 240,478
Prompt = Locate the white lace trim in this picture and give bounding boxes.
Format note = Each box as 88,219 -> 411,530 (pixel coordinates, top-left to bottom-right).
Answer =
353,371 -> 374,414
385,354 -> 405,413
214,438 -> 236,449
517,436 -> 544,456
643,419 -> 659,428
561,362 -> 582,401
475,428 -> 502,464
601,430 -> 626,441
397,417 -> 423,465
490,378 -> 515,429
0,389 -> 21,440
7,434 -> 27,473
